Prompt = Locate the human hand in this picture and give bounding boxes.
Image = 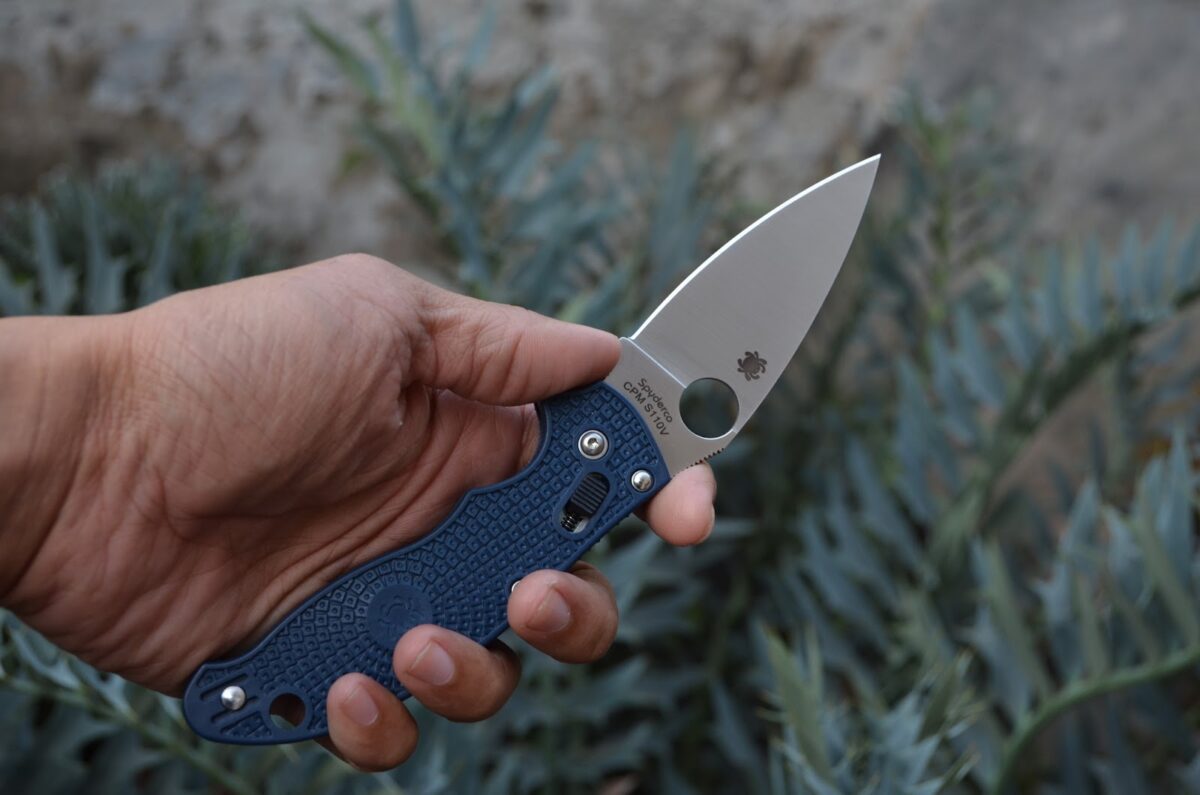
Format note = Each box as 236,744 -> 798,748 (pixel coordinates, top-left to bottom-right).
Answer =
0,254 -> 716,770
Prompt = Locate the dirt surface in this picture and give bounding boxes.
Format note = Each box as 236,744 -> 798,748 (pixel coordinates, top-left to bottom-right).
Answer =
0,0 -> 929,264
1,0 -> 1196,263
909,0 -> 1200,248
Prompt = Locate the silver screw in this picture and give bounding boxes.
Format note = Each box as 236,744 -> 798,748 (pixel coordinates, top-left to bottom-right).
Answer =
578,430 -> 609,459
220,685 -> 246,711
630,469 -> 654,492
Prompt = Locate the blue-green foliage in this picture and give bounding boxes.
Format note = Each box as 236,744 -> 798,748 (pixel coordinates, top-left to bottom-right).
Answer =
302,3 -> 719,332
0,611 -> 387,795
0,162 -> 260,317
2,2 -> 1200,793
751,99 -> 1200,793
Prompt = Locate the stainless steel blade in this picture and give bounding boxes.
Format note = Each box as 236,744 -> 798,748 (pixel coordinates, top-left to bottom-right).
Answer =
604,155 -> 879,474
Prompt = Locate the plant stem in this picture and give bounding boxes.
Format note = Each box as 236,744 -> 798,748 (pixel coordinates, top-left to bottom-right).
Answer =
935,281 -> 1200,559
989,644 -> 1200,795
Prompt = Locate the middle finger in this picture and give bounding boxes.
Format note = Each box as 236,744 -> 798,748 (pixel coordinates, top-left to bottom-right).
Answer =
507,562 -> 618,664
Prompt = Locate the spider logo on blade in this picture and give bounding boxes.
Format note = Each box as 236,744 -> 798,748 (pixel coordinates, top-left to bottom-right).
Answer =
737,351 -> 767,381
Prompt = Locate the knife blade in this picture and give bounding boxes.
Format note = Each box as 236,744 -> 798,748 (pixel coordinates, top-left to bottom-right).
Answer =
182,155 -> 879,744
607,155 -> 879,473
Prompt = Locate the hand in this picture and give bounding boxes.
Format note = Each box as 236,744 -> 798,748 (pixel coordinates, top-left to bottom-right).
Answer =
0,254 -> 716,770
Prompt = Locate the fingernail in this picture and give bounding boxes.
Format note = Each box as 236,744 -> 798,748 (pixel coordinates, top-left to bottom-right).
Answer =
528,586 -> 571,633
341,684 -> 379,727
407,641 -> 455,686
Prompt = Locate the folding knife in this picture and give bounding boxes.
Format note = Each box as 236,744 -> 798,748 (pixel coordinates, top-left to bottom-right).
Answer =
183,155 -> 880,744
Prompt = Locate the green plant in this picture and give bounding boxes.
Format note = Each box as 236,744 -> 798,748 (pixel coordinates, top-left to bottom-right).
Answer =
0,613 -> 383,795
752,107 -> 1200,792
0,161 -> 262,317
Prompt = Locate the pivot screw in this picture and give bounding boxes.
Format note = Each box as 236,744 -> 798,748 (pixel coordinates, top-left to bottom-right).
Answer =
578,430 -> 609,459
220,685 -> 246,711
630,469 -> 654,492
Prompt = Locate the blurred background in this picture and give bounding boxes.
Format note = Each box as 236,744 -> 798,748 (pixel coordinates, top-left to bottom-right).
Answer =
4,0 -> 1198,264
2,1 -> 1200,793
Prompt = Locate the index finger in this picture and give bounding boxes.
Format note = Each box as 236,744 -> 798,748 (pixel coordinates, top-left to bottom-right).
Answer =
637,463 -> 716,546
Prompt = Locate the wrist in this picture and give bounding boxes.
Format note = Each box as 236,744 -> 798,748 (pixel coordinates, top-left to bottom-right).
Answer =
0,314 -> 132,607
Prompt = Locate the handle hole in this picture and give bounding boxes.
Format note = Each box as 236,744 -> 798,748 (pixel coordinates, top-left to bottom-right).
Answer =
681,378 -> 738,439
269,692 -> 306,730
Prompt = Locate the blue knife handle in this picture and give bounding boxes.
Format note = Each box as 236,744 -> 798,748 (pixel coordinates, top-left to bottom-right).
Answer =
182,382 -> 668,744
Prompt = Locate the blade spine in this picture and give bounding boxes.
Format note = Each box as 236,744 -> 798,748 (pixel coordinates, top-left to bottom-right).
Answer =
630,154 -> 880,340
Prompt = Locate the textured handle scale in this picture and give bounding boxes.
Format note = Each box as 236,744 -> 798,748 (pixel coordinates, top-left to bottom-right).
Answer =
182,382 -> 668,744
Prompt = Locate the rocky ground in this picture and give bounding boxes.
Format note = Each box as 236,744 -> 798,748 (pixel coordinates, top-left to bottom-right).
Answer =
1,0 -> 1197,264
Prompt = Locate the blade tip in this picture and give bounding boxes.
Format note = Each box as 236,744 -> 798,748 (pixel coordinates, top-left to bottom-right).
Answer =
828,154 -> 881,188
857,153 -> 882,173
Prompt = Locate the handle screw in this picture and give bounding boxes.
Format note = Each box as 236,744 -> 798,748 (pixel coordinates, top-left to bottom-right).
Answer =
220,685 -> 247,711
578,430 -> 609,459
630,469 -> 654,492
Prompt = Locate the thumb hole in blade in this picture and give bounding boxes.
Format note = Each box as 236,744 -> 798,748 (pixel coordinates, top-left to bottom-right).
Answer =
680,378 -> 739,439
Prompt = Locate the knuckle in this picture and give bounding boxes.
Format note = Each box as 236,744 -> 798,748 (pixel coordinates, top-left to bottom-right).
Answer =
452,681 -> 511,722
468,649 -> 519,720
472,314 -> 528,398
335,722 -> 418,773
516,403 -> 543,468
360,743 -> 415,773
352,752 -> 402,774
584,616 -> 618,660
570,561 -> 614,594
337,252 -> 395,275
457,698 -> 504,722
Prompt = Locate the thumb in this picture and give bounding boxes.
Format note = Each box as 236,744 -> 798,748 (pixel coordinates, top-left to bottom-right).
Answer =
406,281 -> 620,406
